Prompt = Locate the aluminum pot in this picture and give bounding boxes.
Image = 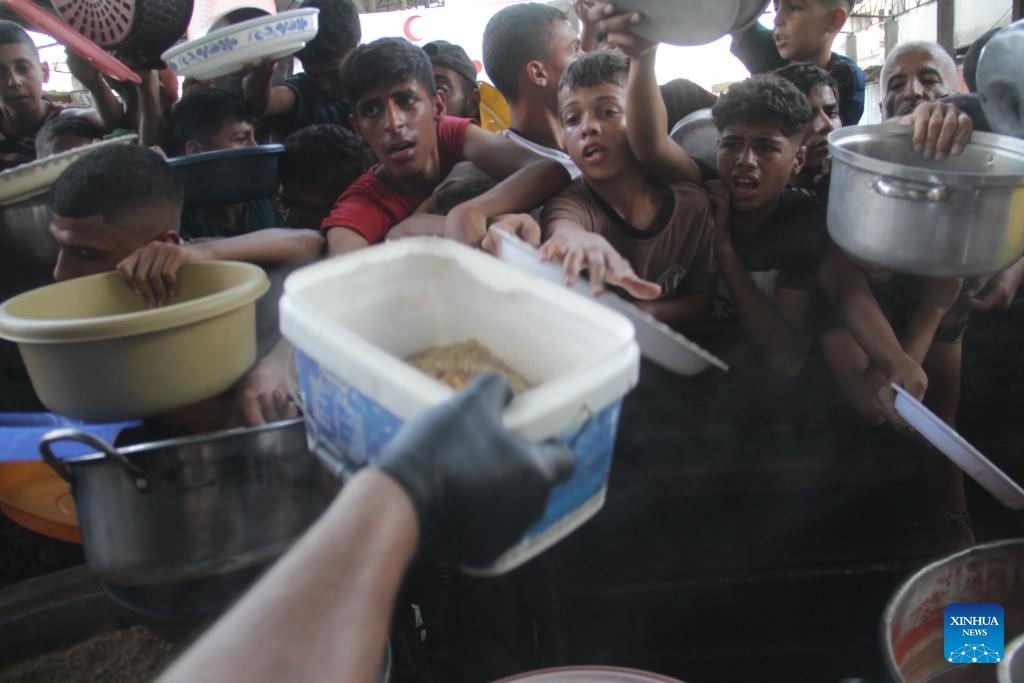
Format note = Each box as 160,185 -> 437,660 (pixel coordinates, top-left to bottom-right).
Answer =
881,538 -> 1024,683
827,124 -> 1024,277
39,418 -> 332,586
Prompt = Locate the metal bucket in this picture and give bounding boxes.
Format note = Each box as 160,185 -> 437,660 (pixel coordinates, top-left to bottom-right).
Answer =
39,418 -> 331,586
827,125 -> 1024,277
882,539 -> 1024,683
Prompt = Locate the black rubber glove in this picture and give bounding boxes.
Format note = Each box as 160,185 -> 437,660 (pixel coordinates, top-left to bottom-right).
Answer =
375,372 -> 575,568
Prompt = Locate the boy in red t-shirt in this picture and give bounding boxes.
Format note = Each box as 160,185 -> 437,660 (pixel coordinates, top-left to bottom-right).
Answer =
322,37 -> 571,257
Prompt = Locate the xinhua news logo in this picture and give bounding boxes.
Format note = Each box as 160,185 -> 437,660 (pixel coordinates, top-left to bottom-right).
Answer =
944,603 -> 1004,664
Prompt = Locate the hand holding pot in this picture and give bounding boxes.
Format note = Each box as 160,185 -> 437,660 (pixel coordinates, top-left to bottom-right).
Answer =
375,373 -> 575,567
901,101 -> 973,161
582,2 -> 655,58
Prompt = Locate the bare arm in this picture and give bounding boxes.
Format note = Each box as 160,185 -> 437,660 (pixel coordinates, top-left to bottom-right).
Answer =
326,226 -> 371,258
136,69 -> 170,150
388,213 -> 446,239
445,160 -> 571,247
192,228 -> 325,263
158,469 -> 417,683
242,59 -> 297,118
624,49 -> 701,184
65,52 -> 124,132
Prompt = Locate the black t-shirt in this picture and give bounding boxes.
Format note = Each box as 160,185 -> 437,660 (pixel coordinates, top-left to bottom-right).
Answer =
282,73 -> 353,132
731,187 -> 827,290
713,187 -> 827,319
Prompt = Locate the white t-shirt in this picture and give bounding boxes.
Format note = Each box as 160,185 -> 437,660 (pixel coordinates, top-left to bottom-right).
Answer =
499,129 -> 581,179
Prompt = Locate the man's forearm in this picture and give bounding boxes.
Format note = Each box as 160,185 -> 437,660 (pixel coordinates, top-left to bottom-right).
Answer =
158,470 -> 418,683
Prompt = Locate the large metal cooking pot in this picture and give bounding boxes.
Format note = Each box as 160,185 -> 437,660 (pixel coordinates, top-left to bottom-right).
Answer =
39,418 -> 331,586
827,124 -> 1024,277
882,538 -> 1024,683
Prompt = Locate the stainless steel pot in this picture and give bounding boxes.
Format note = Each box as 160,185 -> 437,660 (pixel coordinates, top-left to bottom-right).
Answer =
39,418 -> 331,586
827,124 -> 1024,277
881,538 -> 1024,683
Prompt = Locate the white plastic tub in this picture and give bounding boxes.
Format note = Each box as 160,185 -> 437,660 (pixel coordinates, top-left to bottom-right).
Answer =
280,238 -> 639,575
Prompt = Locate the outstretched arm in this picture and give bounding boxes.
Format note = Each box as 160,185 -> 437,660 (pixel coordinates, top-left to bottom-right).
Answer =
242,59 -> 297,118
157,469 -> 417,683
158,374 -> 573,683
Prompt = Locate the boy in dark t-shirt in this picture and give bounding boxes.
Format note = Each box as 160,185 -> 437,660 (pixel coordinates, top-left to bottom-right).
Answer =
704,76 -> 823,381
730,0 -> 865,125
242,0 -> 360,135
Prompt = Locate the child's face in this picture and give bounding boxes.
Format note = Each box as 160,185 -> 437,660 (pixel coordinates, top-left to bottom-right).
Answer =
351,80 -> 444,182
802,82 -> 840,172
716,121 -> 805,214
50,213 -> 152,282
0,42 -> 46,115
187,119 -> 255,154
772,0 -> 836,62
559,82 -> 635,182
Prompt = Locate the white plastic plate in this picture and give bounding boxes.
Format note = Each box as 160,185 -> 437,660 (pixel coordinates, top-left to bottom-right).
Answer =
495,229 -> 728,376
0,135 -> 138,206
892,383 -> 1024,510
162,8 -> 320,80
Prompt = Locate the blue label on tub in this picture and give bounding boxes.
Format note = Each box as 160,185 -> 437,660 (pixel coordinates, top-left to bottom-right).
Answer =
295,350 -> 620,542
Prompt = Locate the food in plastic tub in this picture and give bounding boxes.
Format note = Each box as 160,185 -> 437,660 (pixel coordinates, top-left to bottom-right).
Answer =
280,238 -> 639,575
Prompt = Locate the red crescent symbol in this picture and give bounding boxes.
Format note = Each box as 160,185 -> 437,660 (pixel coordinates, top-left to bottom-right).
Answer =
404,15 -> 423,42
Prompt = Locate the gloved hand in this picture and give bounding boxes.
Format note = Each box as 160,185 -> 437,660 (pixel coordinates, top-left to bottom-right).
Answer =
375,372 -> 575,568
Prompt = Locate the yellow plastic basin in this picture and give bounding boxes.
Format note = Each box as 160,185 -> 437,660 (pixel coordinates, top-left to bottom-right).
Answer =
0,261 -> 269,421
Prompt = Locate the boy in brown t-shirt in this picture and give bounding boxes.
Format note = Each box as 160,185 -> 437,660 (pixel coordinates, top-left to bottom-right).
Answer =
540,50 -> 715,329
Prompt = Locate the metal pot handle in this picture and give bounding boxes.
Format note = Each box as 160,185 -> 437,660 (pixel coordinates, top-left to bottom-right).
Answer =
873,177 -> 951,202
39,429 -> 150,491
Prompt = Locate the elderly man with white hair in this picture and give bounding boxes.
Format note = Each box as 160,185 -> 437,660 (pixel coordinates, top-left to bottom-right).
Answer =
878,39 -> 1024,310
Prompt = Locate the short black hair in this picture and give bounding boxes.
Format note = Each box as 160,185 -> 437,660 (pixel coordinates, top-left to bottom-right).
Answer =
296,0 -> 361,64
51,145 -> 183,231
559,49 -> 628,97
483,3 -> 570,102
35,116 -> 105,157
281,123 -> 365,196
341,38 -> 436,109
712,75 -> 813,140
170,88 -> 252,155
773,62 -> 838,99
0,20 -> 38,59
963,27 -> 1002,94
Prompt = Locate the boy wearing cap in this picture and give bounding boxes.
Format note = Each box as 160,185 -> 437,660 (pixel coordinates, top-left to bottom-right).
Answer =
424,40 -> 480,121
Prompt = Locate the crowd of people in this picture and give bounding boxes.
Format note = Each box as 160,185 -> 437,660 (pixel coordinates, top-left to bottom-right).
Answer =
0,0 -> 1020,678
